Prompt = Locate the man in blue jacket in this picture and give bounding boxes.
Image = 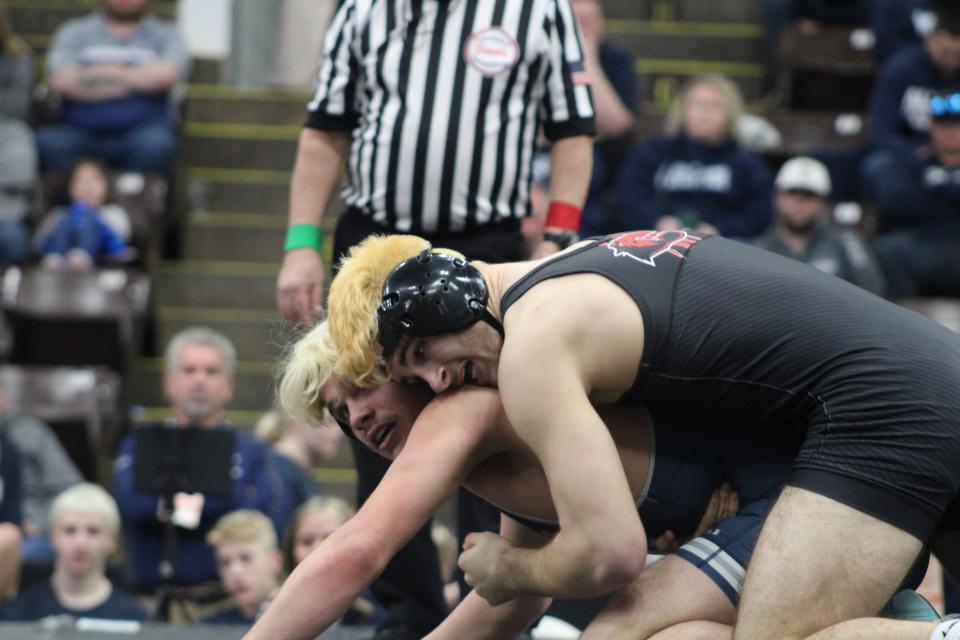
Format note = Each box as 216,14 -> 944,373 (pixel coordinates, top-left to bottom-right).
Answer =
113,328 -> 292,591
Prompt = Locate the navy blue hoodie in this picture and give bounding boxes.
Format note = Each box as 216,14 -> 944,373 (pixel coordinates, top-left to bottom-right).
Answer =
868,44 -> 958,156
615,132 -> 773,239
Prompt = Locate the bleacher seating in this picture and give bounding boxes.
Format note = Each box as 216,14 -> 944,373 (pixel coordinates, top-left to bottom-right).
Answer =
0,365 -> 122,481
776,22 -> 876,112
1,267 -> 151,375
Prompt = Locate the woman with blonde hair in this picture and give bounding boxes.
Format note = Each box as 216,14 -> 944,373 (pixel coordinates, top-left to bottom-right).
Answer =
616,74 -> 774,239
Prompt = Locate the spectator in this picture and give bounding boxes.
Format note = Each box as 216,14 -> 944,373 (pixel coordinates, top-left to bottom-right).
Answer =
37,159 -> 131,270
253,408 -> 321,509
0,2 -> 36,265
36,0 -> 190,174
200,510 -> 281,627
112,327 -> 287,590
754,156 -> 886,295
861,2 -> 960,198
871,88 -> 960,298
430,524 -> 459,611
872,0 -> 936,67
615,75 -> 774,239
571,0 -> 639,238
1,483 -> 145,622
0,388 -> 82,563
280,496 -> 385,627
0,432 -> 23,603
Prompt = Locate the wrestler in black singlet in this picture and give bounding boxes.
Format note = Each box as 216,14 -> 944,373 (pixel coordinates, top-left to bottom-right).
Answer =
500,230 -> 960,540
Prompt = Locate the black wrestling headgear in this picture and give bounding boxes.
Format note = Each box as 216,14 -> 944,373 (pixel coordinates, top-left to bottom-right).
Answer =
377,250 -> 502,357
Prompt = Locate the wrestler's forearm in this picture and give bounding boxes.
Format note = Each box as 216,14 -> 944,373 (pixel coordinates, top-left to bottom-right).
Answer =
243,535 -> 379,640
500,532 -> 641,599
426,590 -> 550,640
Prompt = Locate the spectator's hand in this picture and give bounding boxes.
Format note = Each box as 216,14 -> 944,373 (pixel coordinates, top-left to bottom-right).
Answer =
277,248 -> 326,325
695,222 -> 720,236
459,532 -> 516,605
531,238 -> 562,259
171,492 -> 204,529
655,215 -> 683,232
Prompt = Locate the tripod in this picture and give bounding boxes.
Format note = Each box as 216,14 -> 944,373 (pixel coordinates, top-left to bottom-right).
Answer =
132,424 -> 236,621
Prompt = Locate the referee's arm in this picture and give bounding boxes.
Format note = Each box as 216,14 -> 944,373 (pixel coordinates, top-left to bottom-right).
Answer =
277,0 -> 358,323
546,134 -> 593,232
533,0 -> 597,257
277,128 -> 349,324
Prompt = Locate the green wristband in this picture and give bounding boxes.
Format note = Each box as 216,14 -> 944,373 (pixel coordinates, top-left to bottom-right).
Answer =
284,224 -> 323,252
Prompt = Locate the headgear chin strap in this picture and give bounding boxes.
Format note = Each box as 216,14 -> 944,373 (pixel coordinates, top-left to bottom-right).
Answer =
377,250 -> 502,357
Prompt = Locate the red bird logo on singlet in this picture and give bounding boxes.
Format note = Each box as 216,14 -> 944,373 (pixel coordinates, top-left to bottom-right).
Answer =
600,230 -> 703,267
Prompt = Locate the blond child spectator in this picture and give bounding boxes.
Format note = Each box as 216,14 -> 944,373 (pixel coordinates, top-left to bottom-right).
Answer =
1,483 -> 145,621
201,510 -> 282,627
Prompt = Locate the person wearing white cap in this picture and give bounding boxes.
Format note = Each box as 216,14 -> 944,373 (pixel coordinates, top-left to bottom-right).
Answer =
753,156 -> 886,296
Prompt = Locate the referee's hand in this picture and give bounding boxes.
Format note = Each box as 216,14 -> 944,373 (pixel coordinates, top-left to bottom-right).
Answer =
277,248 -> 325,325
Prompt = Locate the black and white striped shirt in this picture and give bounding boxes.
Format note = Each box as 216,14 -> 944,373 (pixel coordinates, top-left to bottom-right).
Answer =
306,0 -> 596,234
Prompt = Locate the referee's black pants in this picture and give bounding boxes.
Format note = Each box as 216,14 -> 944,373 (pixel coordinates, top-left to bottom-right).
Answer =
333,208 -> 526,634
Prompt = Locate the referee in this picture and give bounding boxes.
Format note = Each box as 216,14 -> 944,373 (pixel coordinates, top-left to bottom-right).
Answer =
276,1 -> 595,637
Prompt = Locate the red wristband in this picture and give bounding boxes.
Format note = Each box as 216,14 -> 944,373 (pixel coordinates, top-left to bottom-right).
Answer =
545,201 -> 581,231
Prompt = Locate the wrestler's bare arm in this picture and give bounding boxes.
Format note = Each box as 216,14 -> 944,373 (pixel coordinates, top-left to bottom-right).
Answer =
490,276 -> 648,600
244,391 -> 501,640
427,515 -> 554,640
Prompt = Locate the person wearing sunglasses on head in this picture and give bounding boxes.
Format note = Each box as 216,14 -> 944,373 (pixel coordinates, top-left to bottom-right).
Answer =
871,88 -> 960,299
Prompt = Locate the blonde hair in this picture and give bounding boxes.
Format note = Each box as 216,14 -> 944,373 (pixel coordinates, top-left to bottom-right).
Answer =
665,74 -> 744,140
277,320 -> 339,426
254,406 -> 292,444
51,483 -> 121,538
280,496 -> 355,573
207,509 -> 278,551
327,235 -> 464,387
